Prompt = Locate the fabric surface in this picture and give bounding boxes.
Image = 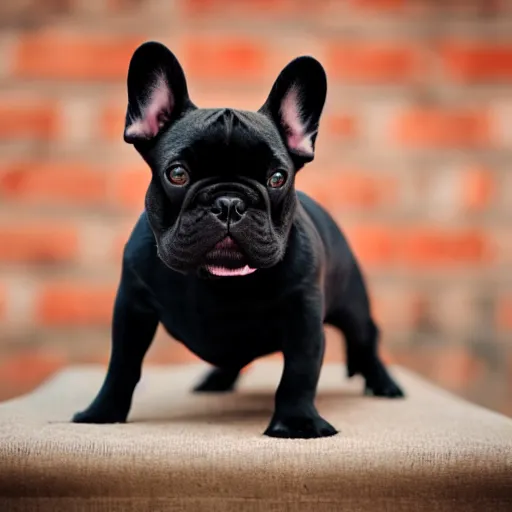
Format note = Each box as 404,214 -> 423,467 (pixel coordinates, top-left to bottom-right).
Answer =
0,362 -> 511,512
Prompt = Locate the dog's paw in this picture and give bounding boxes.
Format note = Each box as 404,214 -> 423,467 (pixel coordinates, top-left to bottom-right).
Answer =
264,414 -> 338,439
72,406 -> 128,424
193,367 -> 239,393
361,358 -> 405,399
365,374 -> 405,398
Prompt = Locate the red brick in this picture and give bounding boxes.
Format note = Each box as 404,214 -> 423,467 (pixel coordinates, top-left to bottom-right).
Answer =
462,167 -> 495,212
435,0 -> 509,16
182,37 -> 268,81
432,346 -> 486,390
326,42 -> 422,83
320,327 -> 343,363
442,42 -> 512,82
507,350 -> 512,396
193,90 -> 266,111
101,104 -> 125,140
343,225 -> 491,269
112,224 -> 138,262
14,33 -> 143,81
184,0 -> 297,16
496,297 -> 512,332
342,225 -> 397,267
37,282 -> 117,326
401,228 -> 491,267
349,0 -> 405,10
0,224 -> 78,263
392,108 -> 492,148
146,343 -> 201,365
0,351 -> 67,388
494,228 -> 512,267
370,289 -> 418,331
297,171 -> 397,211
107,0 -> 144,10
386,347 -> 428,375
390,345 -> 486,391
0,284 -> 5,321
0,162 -> 108,206
0,100 -> 59,140
110,167 -> 149,210
325,114 -> 359,141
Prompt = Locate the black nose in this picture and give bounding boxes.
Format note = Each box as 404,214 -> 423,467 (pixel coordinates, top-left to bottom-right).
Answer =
211,196 -> 246,223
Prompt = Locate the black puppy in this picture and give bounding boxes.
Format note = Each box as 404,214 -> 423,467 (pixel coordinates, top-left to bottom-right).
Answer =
72,42 -> 404,438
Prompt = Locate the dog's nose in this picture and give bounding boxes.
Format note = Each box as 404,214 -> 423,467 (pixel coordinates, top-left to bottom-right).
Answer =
211,196 -> 246,223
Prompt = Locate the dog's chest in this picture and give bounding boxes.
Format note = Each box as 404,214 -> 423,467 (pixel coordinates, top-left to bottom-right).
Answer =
155,283 -> 283,367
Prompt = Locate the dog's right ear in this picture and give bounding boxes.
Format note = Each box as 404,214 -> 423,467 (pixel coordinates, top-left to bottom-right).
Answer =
124,41 -> 194,144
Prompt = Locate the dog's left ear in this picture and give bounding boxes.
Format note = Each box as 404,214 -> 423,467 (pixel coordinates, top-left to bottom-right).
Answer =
124,41 -> 194,144
259,56 -> 327,167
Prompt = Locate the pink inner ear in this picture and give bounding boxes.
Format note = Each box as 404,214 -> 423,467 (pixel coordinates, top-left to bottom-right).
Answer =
279,86 -> 315,157
125,74 -> 174,139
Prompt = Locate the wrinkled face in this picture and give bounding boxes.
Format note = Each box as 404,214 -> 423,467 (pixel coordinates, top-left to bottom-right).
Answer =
123,42 -> 327,277
141,108 -> 296,275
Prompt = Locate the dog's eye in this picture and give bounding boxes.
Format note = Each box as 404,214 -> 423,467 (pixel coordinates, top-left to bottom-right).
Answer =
268,171 -> 286,189
167,165 -> 189,186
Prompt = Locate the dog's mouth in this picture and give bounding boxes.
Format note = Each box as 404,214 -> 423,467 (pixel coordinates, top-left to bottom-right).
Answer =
203,237 -> 257,277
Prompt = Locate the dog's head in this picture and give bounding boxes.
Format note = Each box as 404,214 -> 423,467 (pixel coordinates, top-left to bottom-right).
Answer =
124,42 -> 327,277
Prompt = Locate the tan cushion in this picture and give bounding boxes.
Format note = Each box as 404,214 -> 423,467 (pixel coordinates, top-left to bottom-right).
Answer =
0,362 -> 511,512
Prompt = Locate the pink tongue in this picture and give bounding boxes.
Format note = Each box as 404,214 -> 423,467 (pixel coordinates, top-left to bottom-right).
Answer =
206,265 -> 257,277
205,237 -> 256,277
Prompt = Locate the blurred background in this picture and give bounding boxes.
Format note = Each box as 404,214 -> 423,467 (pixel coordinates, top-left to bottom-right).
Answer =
0,0 -> 510,416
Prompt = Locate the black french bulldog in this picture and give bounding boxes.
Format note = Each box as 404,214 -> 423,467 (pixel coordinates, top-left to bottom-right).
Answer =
72,41 -> 404,438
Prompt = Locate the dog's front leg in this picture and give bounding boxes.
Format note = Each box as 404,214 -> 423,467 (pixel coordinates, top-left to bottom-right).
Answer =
73,266 -> 158,424
264,292 -> 337,439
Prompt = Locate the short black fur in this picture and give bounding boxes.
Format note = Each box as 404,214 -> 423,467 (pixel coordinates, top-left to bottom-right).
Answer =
73,41 -> 404,438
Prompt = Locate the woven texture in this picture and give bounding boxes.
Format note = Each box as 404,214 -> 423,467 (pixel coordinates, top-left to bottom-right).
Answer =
0,362 -> 511,512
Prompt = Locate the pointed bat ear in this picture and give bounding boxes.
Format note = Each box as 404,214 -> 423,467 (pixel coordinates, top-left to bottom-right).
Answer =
124,41 -> 194,144
259,56 -> 327,168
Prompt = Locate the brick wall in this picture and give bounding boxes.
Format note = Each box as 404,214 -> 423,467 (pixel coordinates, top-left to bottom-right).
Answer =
0,0 -> 510,416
